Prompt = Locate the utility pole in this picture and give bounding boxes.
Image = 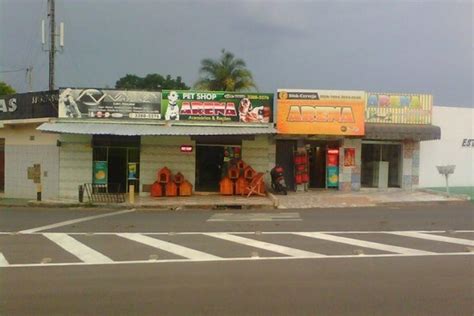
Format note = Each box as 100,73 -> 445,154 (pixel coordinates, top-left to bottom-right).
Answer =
42,0 -> 64,91
48,0 -> 55,91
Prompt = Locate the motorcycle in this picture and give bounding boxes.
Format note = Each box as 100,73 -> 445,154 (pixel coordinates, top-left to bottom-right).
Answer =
270,165 -> 288,195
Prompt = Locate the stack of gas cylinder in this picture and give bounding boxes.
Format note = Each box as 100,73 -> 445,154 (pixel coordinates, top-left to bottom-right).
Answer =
219,160 -> 265,196
294,151 -> 309,185
151,167 -> 193,197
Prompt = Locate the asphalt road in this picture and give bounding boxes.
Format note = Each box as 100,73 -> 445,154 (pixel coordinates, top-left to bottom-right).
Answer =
1,202 -> 473,315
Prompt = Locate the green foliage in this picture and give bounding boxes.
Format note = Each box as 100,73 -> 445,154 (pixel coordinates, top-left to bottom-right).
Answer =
115,73 -> 190,90
0,81 -> 16,96
194,49 -> 257,92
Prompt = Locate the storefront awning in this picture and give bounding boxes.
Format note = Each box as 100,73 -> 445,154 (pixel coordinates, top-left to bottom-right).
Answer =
365,123 -> 441,141
37,122 -> 277,136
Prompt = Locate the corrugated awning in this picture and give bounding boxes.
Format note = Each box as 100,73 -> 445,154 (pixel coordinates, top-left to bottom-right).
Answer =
37,122 -> 276,136
365,123 -> 441,141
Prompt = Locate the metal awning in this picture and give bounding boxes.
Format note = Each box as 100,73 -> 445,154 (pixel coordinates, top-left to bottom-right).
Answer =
365,123 -> 441,141
37,122 -> 276,136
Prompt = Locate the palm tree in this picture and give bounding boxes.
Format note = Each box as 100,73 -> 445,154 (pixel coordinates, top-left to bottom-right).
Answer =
194,49 -> 257,91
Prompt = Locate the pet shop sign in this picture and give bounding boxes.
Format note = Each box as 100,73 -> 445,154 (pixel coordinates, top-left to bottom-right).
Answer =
276,89 -> 365,136
58,88 -> 162,120
161,90 -> 273,123
366,92 -> 432,124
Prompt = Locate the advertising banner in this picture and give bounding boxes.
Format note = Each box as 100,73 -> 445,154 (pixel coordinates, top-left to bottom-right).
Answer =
0,91 -> 58,120
161,90 -> 273,123
326,166 -> 339,188
277,89 -> 365,135
93,161 -> 108,184
128,163 -> 137,180
58,88 -> 161,120
366,92 -> 432,124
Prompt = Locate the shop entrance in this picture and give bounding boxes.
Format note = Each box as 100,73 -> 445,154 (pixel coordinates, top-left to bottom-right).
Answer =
92,136 -> 140,193
195,146 -> 225,192
361,142 -> 401,188
306,141 -> 340,189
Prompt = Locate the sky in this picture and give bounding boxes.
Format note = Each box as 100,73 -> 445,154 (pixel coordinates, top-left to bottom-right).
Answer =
0,0 -> 472,106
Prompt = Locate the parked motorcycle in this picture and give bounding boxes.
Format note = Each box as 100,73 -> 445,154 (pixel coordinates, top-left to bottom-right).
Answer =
270,165 -> 288,195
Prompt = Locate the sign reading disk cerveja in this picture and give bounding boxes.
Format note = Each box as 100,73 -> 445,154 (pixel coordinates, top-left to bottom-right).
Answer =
277,89 -> 365,135
58,88 -> 162,120
161,90 -> 273,123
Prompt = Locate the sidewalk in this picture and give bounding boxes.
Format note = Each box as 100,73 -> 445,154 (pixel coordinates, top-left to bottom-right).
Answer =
0,188 -> 469,210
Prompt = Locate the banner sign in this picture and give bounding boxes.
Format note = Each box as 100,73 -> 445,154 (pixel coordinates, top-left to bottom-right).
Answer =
93,161 -> 108,184
366,92 -> 432,124
0,91 -> 58,120
161,90 -> 273,123
58,88 -> 161,120
277,89 -> 365,135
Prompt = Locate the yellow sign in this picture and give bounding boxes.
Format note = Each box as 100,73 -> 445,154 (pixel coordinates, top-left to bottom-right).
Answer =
277,89 -> 365,135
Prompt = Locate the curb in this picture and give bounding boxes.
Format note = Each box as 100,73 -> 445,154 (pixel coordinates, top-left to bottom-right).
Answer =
416,188 -> 471,201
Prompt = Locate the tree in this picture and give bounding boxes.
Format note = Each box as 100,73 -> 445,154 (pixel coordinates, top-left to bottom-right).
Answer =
115,73 -> 189,90
0,81 -> 16,96
194,49 -> 257,91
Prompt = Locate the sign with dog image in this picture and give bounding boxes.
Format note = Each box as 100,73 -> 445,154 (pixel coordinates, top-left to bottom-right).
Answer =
58,88 -> 162,120
161,90 -> 273,123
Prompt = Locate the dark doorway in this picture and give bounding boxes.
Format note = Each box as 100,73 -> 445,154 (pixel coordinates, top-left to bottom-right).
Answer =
108,148 -> 127,193
308,145 -> 326,188
195,146 -> 225,192
276,140 -> 297,191
361,143 -> 401,188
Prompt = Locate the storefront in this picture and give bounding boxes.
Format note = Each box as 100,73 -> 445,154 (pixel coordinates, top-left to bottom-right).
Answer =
37,88 -> 275,199
276,89 -> 366,191
362,92 -> 440,189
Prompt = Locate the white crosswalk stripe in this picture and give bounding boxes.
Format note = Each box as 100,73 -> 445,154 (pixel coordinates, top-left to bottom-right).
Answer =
0,252 -> 9,266
205,233 -> 325,257
43,233 -> 113,264
117,233 -> 221,260
294,232 -> 435,255
388,231 -> 474,246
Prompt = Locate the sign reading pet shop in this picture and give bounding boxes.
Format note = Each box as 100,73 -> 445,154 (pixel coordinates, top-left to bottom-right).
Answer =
161,90 -> 273,123
276,89 -> 365,136
58,88 -> 162,120
366,93 -> 432,124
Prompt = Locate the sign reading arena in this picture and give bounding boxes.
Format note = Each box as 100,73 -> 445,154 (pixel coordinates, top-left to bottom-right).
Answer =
161,90 -> 273,123
58,88 -> 162,120
277,89 -> 365,135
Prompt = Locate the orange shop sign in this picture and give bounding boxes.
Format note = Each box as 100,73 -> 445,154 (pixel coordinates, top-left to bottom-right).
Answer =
277,89 -> 365,136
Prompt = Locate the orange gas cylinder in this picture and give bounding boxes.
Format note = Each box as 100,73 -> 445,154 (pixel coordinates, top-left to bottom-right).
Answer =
295,173 -> 302,184
179,180 -> 193,196
228,165 -> 240,180
165,181 -> 178,197
302,173 -> 309,183
219,177 -> 234,195
151,182 -> 163,197
158,167 -> 172,184
235,176 -> 248,196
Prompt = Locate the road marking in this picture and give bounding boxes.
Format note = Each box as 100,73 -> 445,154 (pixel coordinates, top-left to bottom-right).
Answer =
117,233 -> 220,260
205,233 -> 324,257
43,233 -> 113,264
207,212 -> 301,222
0,252 -> 9,266
2,252 -> 473,268
388,231 -> 474,246
19,209 -> 136,233
294,232 -> 435,255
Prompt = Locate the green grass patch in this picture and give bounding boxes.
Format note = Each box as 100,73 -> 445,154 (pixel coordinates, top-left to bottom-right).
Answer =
427,186 -> 474,201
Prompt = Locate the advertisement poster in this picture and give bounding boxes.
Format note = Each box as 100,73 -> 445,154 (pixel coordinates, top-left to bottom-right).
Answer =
58,88 -> 161,120
161,90 -> 273,123
93,161 -> 108,184
366,92 -> 432,124
344,148 -> 356,167
0,91 -> 58,120
128,163 -> 137,180
277,89 -> 365,135
326,166 -> 339,188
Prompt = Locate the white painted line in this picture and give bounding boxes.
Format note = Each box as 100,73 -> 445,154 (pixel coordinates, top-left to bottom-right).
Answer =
43,233 -> 113,264
19,209 -> 136,233
0,252 -> 9,266
2,252 -> 473,268
388,231 -> 474,246
207,212 -> 301,222
205,233 -> 324,257
294,232 -> 435,255
117,233 -> 220,260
